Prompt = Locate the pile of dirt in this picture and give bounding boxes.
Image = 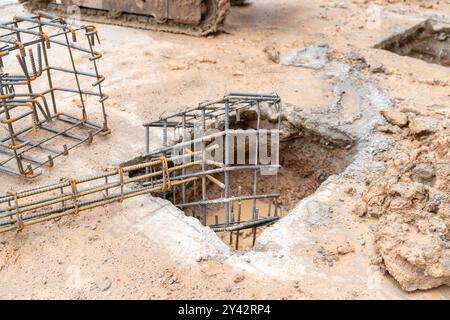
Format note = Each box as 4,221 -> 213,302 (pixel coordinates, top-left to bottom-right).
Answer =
364,109 -> 449,291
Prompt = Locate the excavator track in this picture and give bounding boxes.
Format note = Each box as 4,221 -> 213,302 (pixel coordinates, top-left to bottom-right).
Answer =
19,0 -> 230,36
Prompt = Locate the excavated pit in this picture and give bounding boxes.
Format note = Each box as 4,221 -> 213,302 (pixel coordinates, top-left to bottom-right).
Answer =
132,116 -> 356,250
376,19 -> 450,67
198,130 -> 354,249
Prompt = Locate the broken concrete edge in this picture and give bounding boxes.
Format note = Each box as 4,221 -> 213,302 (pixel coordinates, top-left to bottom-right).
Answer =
115,196 -> 231,264
373,18 -> 450,50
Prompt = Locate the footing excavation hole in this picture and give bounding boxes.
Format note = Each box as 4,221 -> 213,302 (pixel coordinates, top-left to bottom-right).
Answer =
136,120 -> 355,250
134,95 -> 356,251
375,19 -> 450,67
187,128 -> 354,250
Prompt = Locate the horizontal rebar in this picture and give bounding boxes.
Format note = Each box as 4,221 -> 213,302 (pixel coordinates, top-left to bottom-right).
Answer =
210,216 -> 279,232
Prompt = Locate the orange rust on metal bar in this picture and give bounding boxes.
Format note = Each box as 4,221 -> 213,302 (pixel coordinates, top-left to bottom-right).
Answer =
7,142 -> 28,151
160,157 -> 172,193
15,41 -> 25,56
6,191 -> 24,231
118,167 -> 125,203
68,26 -> 77,42
69,177 -> 79,215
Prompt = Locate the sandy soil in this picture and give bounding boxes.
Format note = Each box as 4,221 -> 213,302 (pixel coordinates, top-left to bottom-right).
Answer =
0,0 -> 449,299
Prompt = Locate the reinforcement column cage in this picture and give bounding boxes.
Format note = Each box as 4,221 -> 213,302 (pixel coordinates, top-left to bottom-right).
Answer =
143,93 -> 283,235
0,93 -> 282,244
0,12 -> 109,178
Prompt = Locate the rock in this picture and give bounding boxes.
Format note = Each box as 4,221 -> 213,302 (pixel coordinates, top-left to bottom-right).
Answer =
409,117 -> 439,137
233,71 -> 244,77
336,242 -> 355,255
280,120 -> 299,141
344,51 -> 367,65
344,187 -> 356,196
364,182 -> 387,207
375,213 -> 450,291
389,182 -> 425,199
233,275 -> 245,284
426,191 -> 445,213
352,201 -> 368,217
263,45 -> 280,63
96,277 -> 112,292
376,124 -> 400,134
167,62 -> 189,71
436,32 -> 448,41
279,45 -> 329,69
370,63 -> 385,74
412,164 -> 436,183
380,109 -> 408,128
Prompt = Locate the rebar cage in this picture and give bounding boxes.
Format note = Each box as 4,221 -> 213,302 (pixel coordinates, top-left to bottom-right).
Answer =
143,93 -> 283,240
0,12 -> 109,178
0,93 -> 282,249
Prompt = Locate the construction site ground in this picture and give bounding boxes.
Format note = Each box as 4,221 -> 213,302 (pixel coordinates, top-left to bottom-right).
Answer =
0,0 -> 449,299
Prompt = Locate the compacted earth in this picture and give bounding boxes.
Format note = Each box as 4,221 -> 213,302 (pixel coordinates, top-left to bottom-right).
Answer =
0,0 -> 449,299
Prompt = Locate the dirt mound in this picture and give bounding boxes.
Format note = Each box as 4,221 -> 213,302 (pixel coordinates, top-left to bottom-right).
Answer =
365,110 -> 449,291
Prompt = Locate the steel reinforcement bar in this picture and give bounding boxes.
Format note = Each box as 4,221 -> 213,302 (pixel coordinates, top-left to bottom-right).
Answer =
0,153 -> 203,234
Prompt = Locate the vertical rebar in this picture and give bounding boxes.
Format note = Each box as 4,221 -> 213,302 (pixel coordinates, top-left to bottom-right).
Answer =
181,115 -> 186,204
17,53 -> 41,124
162,120 -> 168,200
85,28 -> 108,131
252,208 -> 259,247
172,126 -> 177,205
145,126 -> 150,183
201,108 -> 207,226
145,126 -> 150,155
224,99 -> 230,225
60,185 -> 65,210
252,101 -> 261,224
163,120 -> 168,148
274,100 -> 282,217
229,196 -> 235,245
38,24 -> 58,114
235,186 -> 242,250
0,80 -> 24,174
